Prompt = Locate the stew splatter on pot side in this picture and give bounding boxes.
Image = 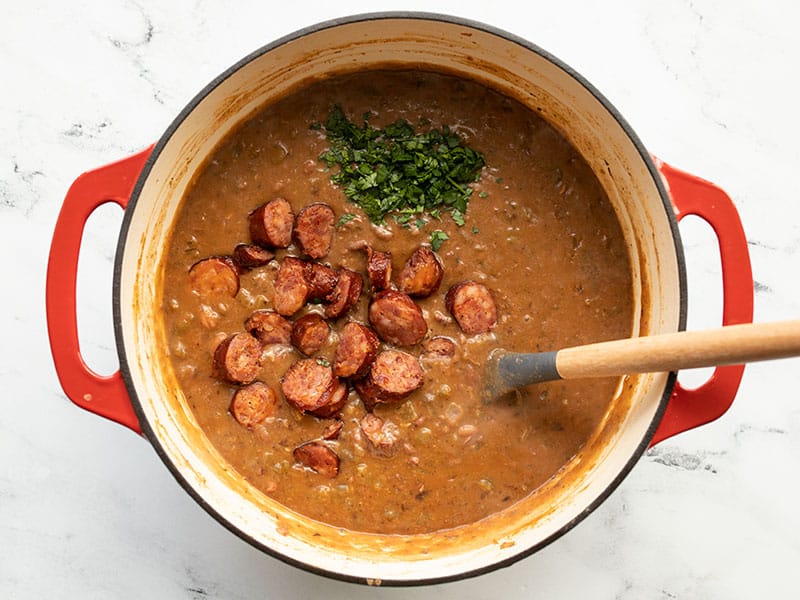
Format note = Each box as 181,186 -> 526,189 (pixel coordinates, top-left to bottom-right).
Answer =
160,70 -> 633,535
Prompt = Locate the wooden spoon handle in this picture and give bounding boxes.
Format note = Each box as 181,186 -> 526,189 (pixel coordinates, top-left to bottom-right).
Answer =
556,320 -> 800,380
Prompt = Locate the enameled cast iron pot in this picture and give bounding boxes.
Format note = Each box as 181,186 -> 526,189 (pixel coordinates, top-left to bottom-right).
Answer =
46,13 -> 753,586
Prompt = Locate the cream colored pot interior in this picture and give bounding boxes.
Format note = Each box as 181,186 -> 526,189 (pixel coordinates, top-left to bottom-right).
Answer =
117,15 -> 682,583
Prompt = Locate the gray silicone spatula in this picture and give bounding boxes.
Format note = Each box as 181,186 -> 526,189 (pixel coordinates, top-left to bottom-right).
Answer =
482,320 -> 800,402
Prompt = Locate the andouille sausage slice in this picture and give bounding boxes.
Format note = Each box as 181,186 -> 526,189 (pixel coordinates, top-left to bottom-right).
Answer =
445,281 -> 498,334
281,358 -> 336,413
293,203 -> 335,259
353,377 -> 382,412
333,322 -> 379,379
273,257 -> 310,316
305,262 -> 339,301
290,313 -> 330,356
321,419 -> 344,440
233,243 -> 274,269
354,349 -> 423,408
309,379 -> 349,419
369,350 -> 424,400
230,381 -> 278,427
323,268 -> 363,319
213,332 -> 264,384
293,441 -> 340,478
368,290 -> 427,346
189,256 -> 240,298
245,309 -> 292,345
422,336 -> 456,358
249,197 -> 294,249
397,245 -> 443,298
365,246 -> 392,292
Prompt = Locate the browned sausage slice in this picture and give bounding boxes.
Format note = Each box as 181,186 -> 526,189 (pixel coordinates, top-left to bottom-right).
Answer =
321,419 -> 344,440
397,245 -> 443,298
213,332 -> 263,384
422,336 -> 456,358
290,313 -> 330,356
354,349 -> 423,408
368,290 -> 427,346
293,441 -> 340,478
323,268 -> 363,319
230,381 -> 278,427
309,379 -> 349,418
293,203 -> 335,259
280,358 -> 335,413
273,257 -> 310,316
305,262 -> 339,301
249,197 -> 294,248
245,309 -> 292,345
365,246 -> 392,292
333,322 -> 379,379
369,349 -> 424,400
233,243 -> 274,269
189,256 -> 239,298
360,413 -> 400,457
352,377 -> 382,412
445,281 -> 498,334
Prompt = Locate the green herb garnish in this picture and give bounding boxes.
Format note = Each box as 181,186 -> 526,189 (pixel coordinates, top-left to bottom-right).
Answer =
336,213 -> 357,228
317,104 -> 485,225
316,357 -> 331,367
430,230 -> 449,251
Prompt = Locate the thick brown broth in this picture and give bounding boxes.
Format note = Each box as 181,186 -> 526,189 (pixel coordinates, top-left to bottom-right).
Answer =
160,70 -> 633,534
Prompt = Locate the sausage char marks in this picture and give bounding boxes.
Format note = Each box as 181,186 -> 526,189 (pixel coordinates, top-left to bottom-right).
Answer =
233,243 -> 274,269
354,349 -> 424,410
365,245 -> 392,292
308,379 -> 349,419
333,321 -> 380,379
445,281 -> 498,334
304,262 -> 339,301
397,245 -> 443,298
213,332 -> 264,384
249,197 -> 294,249
290,313 -> 331,356
368,290 -> 427,347
422,336 -> 457,359
281,358 -> 346,417
189,256 -> 240,299
293,203 -> 335,259
273,257 -> 311,316
245,309 -> 292,345
323,267 -> 363,320
321,419 -> 344,440
293,441 -> 340,478
229,381 -> 278,427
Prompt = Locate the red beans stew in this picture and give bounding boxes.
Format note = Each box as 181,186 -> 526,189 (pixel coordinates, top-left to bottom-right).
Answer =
160,70 -> 633,535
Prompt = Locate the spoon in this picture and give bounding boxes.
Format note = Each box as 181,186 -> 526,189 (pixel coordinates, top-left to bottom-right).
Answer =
482,319 -> 800,402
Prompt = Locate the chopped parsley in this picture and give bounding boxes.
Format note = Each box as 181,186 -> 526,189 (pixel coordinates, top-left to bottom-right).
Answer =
316,104 -> 485,226
430,230 -> 449,251
335,212 -> 357,228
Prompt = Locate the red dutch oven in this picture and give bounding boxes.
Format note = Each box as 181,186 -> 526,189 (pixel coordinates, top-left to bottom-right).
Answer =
45,13 -> 752,585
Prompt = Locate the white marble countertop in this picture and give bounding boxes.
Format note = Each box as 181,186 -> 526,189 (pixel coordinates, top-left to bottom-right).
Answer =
3,0 -> 799,597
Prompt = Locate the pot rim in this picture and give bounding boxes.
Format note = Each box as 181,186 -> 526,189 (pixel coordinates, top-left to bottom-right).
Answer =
112,11 -> 688,586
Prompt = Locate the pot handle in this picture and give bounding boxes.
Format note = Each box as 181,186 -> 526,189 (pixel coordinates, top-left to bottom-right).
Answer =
46,147 -> 154,435
649,158 -> 754,446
